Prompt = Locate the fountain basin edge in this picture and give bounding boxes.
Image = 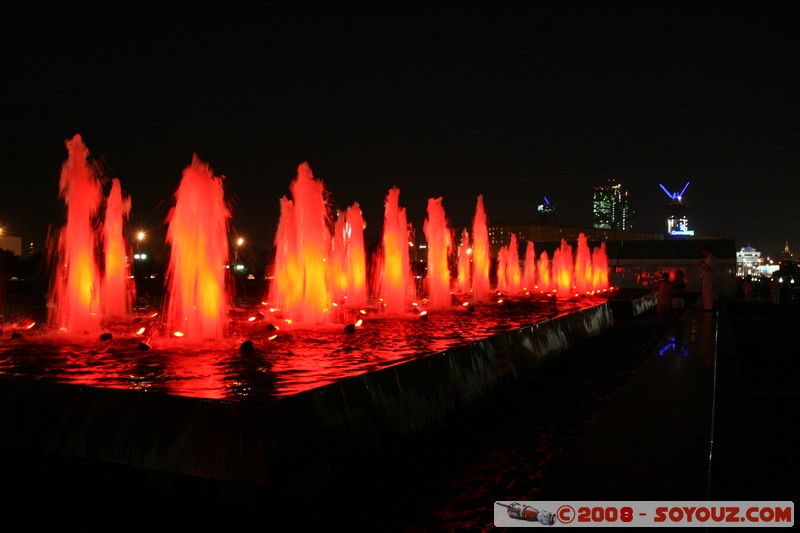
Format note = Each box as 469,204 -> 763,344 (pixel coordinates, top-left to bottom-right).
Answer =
0,302 -> 614,498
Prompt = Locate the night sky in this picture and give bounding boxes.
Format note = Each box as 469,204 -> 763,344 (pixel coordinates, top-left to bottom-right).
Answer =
2,2 -> 799,260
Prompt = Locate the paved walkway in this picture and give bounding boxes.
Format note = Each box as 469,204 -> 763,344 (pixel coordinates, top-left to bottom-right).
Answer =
535,300 -> 778,501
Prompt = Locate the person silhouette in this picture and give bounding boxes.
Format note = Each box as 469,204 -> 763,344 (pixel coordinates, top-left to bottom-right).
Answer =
700,247 -> 716,311
649,271 -> 674,327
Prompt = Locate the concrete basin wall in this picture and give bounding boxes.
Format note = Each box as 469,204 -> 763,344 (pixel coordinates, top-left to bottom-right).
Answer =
0,301 -> 614,497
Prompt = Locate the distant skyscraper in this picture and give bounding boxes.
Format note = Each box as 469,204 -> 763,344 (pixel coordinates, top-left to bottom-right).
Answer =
592,180 -> 631,231
660,181 -> 693,236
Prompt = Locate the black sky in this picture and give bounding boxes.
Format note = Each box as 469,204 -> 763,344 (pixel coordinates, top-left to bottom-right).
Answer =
2,1 -> 799,259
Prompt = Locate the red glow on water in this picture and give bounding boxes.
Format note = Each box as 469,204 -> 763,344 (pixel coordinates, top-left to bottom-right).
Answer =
102,178 -> 134,320
374,187 -> 414,314
423,197 -> 453,309
164,155 -> 231,340
471,195 -> 491,302
48,134 -> 104,334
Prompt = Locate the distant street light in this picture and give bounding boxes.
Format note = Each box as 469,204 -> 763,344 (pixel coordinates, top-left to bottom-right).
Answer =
235,237 -> 245,267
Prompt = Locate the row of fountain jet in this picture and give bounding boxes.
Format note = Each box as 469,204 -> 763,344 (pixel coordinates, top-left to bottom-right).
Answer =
47,134 -> 609,340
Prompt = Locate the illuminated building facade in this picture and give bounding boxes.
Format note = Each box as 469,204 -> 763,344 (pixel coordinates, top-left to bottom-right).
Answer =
592,180 -> 631,231
661,182 -> 694,236
736,245 -> 764,277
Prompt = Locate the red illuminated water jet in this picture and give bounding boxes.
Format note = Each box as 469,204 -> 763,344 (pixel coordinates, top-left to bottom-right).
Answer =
574,233 -> 593,295
592,242 -> 610,291
552,239 -> 575,298
537,250 -> 551,293
471,195 -> 491,302
102,178 -> 133,320
373,187 -> 415,314
267,162 -> 334,324
523,240 -> 536,293
163,155 -> 231,340
456,228 -> 470,295
329,203 -> 368,309
48,134 -> 104,334
423,197 -> 453,309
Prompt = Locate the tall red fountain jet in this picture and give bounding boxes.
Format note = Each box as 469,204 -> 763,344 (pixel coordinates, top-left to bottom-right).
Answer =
374,187 -> 414,314
330,203 -> 368,309
101,178 -> 133,320
523,240 -> 536,292
343,203 -> 368,307
423,197 -> 453,309
471,195 -> 491,302
574,233 -> 594,295
268,162 -> 332,324
48,134 -> 103,334
456,228 -> 471,295
164,155 -> 231,340
553,239 -> 575,298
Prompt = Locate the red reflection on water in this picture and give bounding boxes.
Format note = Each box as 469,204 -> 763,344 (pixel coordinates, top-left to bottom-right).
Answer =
423,197 -> 453,309
164,155 -> 231,340
48,134 -> 104,334
102,178 -> 133,320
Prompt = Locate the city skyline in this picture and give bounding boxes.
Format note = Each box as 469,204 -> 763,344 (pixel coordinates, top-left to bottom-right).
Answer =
2,3 -> 798,259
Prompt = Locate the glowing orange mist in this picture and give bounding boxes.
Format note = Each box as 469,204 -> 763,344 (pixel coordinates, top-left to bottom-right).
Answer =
164,155 -> 231,340
267,162 -> 332,324
471,195 -> 491,301
102,178 -> 133,320
373,187 -> 414,314
423,197 -> 453,309
48,134 -> 103,334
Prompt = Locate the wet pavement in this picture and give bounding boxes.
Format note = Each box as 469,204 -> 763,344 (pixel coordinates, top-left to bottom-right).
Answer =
279,297 -> 799,531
